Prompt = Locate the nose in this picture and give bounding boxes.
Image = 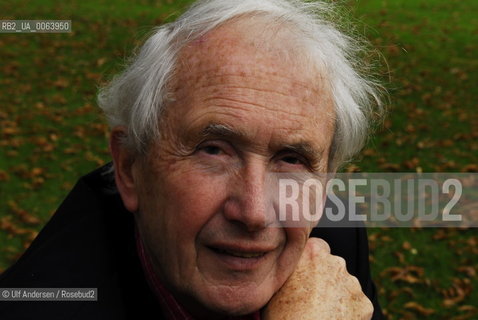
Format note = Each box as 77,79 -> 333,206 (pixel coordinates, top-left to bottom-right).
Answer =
223,161 -> 274,232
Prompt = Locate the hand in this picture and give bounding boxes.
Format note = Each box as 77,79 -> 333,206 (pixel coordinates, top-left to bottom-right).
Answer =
262,238 -> 374,320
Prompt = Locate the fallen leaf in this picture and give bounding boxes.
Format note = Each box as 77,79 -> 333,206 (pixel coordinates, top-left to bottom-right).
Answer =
404,301 -> 435,316
0,170 -> 9,182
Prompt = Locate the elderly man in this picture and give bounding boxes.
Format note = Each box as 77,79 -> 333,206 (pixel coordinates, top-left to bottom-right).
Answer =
0,0 -> 383,319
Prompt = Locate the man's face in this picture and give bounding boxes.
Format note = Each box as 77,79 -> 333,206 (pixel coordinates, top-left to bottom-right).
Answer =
131,24 -> 335,317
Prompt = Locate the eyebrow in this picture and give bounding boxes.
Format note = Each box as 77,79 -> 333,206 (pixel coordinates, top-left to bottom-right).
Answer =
201,123 -> 247,140
200,123 -> 325,162
281,143 -> 323,159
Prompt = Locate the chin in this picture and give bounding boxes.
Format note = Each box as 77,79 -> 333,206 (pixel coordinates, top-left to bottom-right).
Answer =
208,302 -> 262,318
196,288 -> 271,317
187,288 -> 272,319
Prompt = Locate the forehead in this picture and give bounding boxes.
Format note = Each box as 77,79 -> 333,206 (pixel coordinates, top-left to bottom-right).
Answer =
164,19 -> 335,153
175,18 -> 321,89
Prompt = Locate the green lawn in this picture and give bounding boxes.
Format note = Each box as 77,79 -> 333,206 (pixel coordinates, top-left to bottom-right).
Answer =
1,0 -> 477,318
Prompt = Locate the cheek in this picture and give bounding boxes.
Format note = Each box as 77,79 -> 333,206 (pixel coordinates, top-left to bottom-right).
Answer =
140,167 -> 230,243
169,169 -> 228,215
137,168 -> 231,282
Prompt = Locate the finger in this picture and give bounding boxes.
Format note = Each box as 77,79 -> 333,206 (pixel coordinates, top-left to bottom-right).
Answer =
340,273 -> 374,320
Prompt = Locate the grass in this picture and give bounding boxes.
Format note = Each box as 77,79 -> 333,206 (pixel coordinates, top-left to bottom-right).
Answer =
1,0 -> 477,318
348,1 -> 478,318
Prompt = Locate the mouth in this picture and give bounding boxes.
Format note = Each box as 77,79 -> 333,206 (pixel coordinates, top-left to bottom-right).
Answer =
210,247 -> 267,259
204,243 -> 277,271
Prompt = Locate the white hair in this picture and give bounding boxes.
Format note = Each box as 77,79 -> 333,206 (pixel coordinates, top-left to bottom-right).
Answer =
97,0 -> 383,171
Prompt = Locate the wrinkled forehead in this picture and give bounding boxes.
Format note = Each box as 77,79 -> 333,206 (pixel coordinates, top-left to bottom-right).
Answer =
172,16 -> 328,95
161,17 -> 335,142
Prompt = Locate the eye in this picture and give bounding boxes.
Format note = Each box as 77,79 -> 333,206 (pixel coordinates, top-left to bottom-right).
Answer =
193,140 -> 238,170
201,145 -> 223,155
195,140 -> 233,158
281,155 -> 303,165
275,151 -> 311,171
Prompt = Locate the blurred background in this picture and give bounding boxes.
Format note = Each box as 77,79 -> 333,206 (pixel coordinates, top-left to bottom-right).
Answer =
0,0 -> 477,318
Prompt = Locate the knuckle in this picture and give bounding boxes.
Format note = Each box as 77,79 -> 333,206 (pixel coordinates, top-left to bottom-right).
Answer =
357,291 -> 373,308
348,274 -> 361,289
344,278 -> 361,297
307,237 -> 331,255
362,296 -> 374,319
331,255 -> 347,271
350,291 -> 373,319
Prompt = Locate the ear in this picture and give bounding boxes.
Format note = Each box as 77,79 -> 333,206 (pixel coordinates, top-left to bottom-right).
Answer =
110,126 -> 139,213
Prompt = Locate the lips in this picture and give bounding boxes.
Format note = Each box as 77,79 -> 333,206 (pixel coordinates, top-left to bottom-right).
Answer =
207,242 -> 276,258
212,248 -> 266,258
205,243 -> 277,270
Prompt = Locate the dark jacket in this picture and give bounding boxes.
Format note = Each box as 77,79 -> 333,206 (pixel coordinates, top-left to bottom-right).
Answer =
0,165 -> 383,319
